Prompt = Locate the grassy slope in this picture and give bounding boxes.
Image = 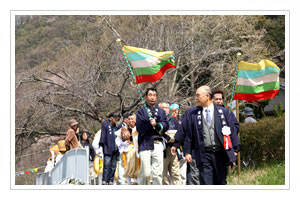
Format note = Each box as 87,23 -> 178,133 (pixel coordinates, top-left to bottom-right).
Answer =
228,160 -> 285,185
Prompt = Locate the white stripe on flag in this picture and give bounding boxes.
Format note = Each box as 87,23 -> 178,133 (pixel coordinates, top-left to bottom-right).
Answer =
237,73 -> 279,87
130,56 -> 161,68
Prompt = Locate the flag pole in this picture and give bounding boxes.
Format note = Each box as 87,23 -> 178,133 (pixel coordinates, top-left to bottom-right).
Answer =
229,52 -> 241,178
236,52 -> 242,178
116,39 -> 152,119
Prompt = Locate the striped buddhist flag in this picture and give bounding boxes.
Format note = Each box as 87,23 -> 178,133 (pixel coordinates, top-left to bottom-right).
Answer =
122,45 -> 176,84
233,59 -> 280,101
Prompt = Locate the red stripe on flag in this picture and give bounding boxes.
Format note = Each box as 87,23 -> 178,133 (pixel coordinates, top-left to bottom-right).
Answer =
233,89 -> 279,101
135,62 -> 176,84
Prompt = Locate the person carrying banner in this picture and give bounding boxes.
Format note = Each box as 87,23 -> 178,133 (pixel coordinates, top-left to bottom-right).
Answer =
136,88 -> 169,185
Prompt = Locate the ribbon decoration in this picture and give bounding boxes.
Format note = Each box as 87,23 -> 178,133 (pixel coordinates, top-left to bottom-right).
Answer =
222,126 -> 232,150
223,135 -> 233,150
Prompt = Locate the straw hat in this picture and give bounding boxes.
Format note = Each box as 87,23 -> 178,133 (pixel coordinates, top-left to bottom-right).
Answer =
57,140 -> 66,152
48,145 -> 59,160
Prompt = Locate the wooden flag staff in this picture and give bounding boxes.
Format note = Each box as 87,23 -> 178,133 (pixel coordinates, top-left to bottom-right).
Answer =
236,52 -> 241,178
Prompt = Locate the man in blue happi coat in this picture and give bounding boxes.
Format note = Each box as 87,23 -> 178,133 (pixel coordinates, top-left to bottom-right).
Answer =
99,112 -> 120,185
212,89 -> 242,156
136,88 -> 169,185
181,85 -> 240,185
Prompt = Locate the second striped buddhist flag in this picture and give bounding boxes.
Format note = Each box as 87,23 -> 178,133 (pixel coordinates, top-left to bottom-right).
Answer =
233,59 -> 280,101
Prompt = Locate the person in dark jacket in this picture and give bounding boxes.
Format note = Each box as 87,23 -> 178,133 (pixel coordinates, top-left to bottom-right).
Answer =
212,90 -> 242,154
136,88 -> 169,185
182,86 -> 240,185
160,102 -> 181,185
99,112 -> 120,185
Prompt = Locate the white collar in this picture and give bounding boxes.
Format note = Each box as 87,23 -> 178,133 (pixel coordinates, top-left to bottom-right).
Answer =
203,103 -> 214,112
203,103 -> 214,119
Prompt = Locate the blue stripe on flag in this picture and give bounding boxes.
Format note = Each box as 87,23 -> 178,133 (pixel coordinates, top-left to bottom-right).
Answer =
126,52 -> 153,61
238,66 -> 280,79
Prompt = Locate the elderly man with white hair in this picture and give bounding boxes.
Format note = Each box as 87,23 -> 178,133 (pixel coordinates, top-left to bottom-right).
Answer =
180,85 -> 240,185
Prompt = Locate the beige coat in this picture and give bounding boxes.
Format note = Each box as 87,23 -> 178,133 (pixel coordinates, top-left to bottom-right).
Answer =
65,128 -> 80,151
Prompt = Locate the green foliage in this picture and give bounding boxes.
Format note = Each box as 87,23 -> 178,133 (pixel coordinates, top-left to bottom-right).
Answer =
240,100 -> 270,122
273,104 -> 278,117
273,102 -> 284,117
253,15 -> 285,52
228,160 -> 285,185
254,99 -> 270,119
254,161 -> 285,185
260,107 -> 266,118
240,116 -> 285,163
277,102 -> 284,116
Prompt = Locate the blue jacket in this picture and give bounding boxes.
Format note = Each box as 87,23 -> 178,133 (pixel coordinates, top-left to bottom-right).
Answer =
136,105 -> 169,152
168,117 -> 179,131
180,105 -> 240,164
229,111 -> 242,152
99,121 -> 118,156
173,121 -> 185,148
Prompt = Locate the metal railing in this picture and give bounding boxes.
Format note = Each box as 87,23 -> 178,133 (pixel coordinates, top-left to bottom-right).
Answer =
36,148 -> 89,185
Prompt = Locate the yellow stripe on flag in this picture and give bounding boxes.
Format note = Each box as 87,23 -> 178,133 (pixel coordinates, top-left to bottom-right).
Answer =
123,45 -> 173,59
238,59 -> 280,71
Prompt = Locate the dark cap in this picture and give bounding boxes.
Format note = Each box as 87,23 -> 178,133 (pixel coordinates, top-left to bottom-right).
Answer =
108,112 -> 119,118
123,112 -> 133,119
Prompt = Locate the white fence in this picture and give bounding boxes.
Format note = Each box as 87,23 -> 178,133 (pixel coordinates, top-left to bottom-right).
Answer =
36,148 -> 89,185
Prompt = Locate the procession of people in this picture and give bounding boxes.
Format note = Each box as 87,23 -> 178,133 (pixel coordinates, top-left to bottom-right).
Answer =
46,86 -> 244,185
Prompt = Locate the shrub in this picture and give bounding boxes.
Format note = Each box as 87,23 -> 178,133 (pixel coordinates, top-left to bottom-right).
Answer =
239,115 -> 285,163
